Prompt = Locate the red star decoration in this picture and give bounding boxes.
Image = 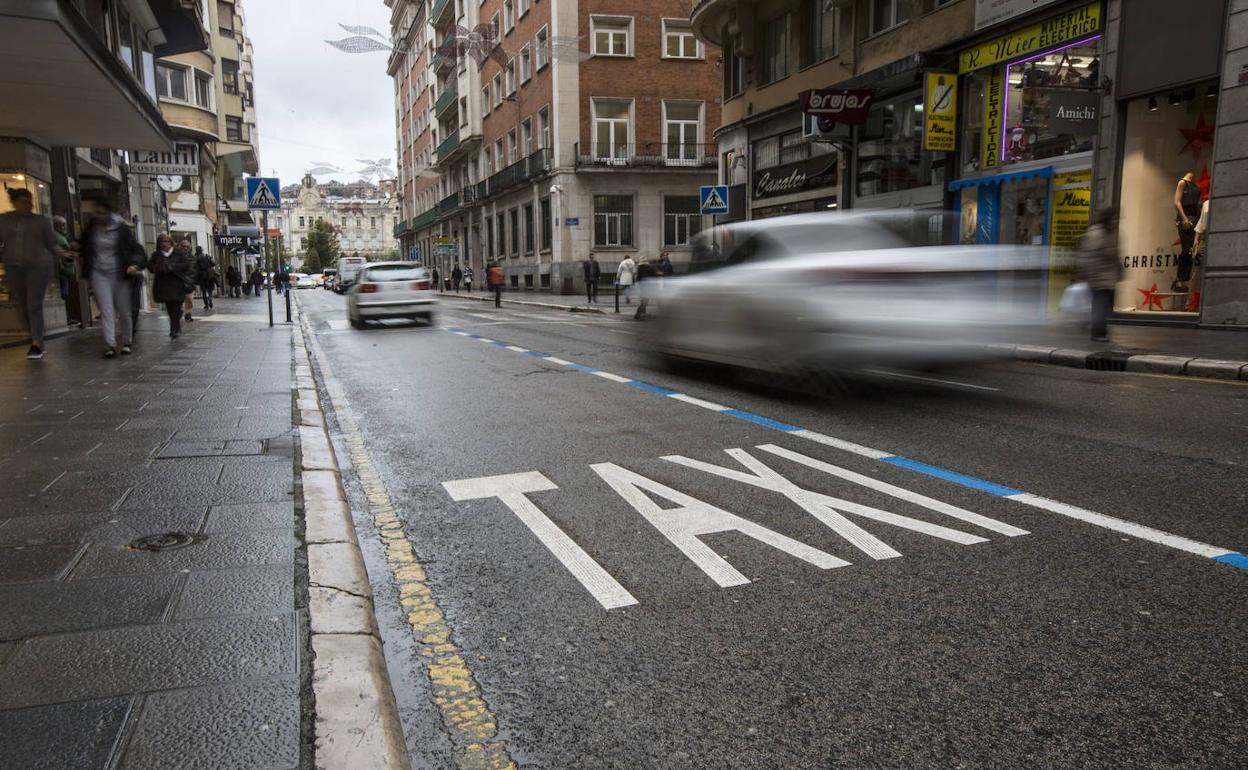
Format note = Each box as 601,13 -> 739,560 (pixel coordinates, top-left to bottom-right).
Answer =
1184,291 -> 1201,312
1138,283 -> 1166,311
1194,165 -> 1212,200
1179,115 -> 1215,162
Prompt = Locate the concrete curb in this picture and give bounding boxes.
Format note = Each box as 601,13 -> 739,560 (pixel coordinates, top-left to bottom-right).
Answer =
292,317 -> 408,769
993,344 -> 1248,382
442,292 -> 607,314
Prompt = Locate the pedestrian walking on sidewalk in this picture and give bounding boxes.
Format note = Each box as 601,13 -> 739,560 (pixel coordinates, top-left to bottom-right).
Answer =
177,240 -> 196,323
81,201 -> 145,358
615,255 -> 636,304
463,266 -> 474,292
583,254 -> 601,304
487,261 -> 504,308
1076,207 -> 1122,343
249,267 -> 264,297
194,247 -> 217,310
432,267 -> 441,293
452,263 -> 463,292
0,188 -> 60,359
148,233 -> 194,339
633,256 -> 656,321
226,265 -> 243,298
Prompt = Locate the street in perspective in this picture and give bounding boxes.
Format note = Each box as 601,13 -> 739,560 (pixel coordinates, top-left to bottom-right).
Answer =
1,1 -> 1246,769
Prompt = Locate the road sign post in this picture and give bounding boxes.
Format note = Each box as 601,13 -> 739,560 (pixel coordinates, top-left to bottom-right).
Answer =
263,211 -> 273,327
245,177 -> 282,327
699,185 -> 730,216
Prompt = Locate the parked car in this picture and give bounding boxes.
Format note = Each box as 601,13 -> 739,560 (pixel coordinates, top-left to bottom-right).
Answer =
295,273 -> 317,289
347,262 -> 437,328
649,211 -> 1052,377
321,268 -> 337,290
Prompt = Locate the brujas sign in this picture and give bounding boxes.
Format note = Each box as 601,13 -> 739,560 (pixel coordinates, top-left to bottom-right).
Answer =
799,89 -> 875,126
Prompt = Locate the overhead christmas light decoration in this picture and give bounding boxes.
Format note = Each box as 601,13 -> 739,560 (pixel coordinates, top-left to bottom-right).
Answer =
325,35 -> 392,54
326,19 -> 592,66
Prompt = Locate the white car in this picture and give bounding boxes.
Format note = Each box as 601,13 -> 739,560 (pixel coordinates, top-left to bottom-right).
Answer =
347,262 -> 437,328
651,211 -> 1052,377
294,273 -> 317,289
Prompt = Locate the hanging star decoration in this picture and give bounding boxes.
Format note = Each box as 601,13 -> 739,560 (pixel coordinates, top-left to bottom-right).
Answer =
1178,114 -> 1215,162
1137,283 -> 1166,311
1184,291 -> 1201,312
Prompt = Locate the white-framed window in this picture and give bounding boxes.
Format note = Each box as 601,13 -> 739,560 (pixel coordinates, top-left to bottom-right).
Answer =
519,0 -> 531,18
869,0 -> 911,36
491,12 -> 501,40
503,0 -> 514,32
591,98 -> 632,161
520,44 -> 532,82
535,26 -> 550,70
663,101 -> 702,165
495,138 -> 505,167
505,60 -> 516,95
593,195 -> 634,247
193,71 -> 213,109
155,62 -> 188,101
591,16 -> 631,57
663,195 -> 702,247
538,106 -> 551,149
662,19 -> 699,59
482,85 -> 491,115
508,129 -> 519,163
762,14 -> 790,84
802,0 -> 839,66
522,117 -> 534,155
492,73 -> 503,106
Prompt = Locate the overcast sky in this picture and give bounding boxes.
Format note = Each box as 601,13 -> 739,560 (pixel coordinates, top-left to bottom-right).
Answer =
248,0 -> 395,186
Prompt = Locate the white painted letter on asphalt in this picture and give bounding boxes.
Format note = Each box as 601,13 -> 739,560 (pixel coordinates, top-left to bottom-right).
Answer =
442,472 -> 639,610
590,463 -> 848,587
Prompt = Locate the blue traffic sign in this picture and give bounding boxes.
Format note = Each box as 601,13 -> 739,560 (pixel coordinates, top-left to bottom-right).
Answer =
245,177 -> 281,210
700,185 -> 729,215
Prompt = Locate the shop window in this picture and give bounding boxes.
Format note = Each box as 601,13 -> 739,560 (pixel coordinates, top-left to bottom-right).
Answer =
524,203 -> 535,253
857,92 -> 944,198
663,20 -> 699,59
592,17 -> 631,57
663,195 -> 702,247
156,63 -> 188,100
868,0 -> 910,36
760,14 -> 790,85
801,0 -> 838,67
593,195 -> 634,247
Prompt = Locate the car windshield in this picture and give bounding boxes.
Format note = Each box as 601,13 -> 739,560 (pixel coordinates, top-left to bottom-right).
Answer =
366,265 -> 428,282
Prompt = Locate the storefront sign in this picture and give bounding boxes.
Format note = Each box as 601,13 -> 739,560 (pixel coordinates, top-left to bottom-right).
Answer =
923,73 -> 958,152
959,2 -> 1101,73
1049,91 -> 1100,134
799,89 -> 875,126
1046,169 -> 1092,313
128,142 -> 200,176
981,67 -> 1005,170
215,234 -> 252,247
975,0 -> 1064,31
752,155 -> 839,200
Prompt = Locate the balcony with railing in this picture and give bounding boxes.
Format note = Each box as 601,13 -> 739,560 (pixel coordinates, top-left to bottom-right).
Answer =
433,36 -> 458,74
469,148 -> 551,203
574,143 -> 717,170
430,0 -> 454,27
436,192 -> 460,219
434,81 -> 458,118
435,129 -> 461,163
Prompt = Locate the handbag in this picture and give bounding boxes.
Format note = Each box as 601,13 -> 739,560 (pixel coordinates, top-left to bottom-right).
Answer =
1059,281 -> 1092,316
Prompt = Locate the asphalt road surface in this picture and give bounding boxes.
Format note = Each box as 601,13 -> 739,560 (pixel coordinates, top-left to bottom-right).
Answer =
297,289 -> 1246,770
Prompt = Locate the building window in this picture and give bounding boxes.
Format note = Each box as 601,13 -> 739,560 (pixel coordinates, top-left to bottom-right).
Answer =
118,9 -> 135,72
519,0 -> 530,17
141,42 -> 156,99
724,39 -> 746,99
194,72 -> 212,109
524,203 -> 535,253
593,195 -> 634,247
522,118 -> 534,155
520,44 -> 532,82
495,138 -> 505,167
509,208 -> 519,254
482,86 -> 491,115
299,217 -> 306,227
156,63 -> 188,100
217,1 -> 235,36
664,101 -> 701,164
869,0 -> 911,36
222,58 -> 239,94
762,14 -> 790,85
226,115 -> 243,142
801,1 -> 838,67
493,74 -> 502,106
538,107 -> 551,149
486,218 -> 494,256
508,129 -> 519,163
662,19 -> 699,59
505,60 -> 516,95
540,197 -> 552,250
371,216 -> 377,227
504,0 -> 514,32
663,195 -> 702,247
592,98 -> 632,161
591,17 -> 631,57
536,27 -> 550,70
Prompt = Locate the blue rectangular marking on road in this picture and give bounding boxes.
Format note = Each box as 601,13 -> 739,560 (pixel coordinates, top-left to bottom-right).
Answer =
626,381 -> 680,396
527,351 -> 548,358
881,456 -> 1023,497
566,363 -> 600,373
722,409 -> 801,432
1212,552 -> 1248,570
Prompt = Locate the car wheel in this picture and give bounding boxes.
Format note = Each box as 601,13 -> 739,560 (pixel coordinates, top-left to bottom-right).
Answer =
349,315 -> 364,330
424,312 -> 435,325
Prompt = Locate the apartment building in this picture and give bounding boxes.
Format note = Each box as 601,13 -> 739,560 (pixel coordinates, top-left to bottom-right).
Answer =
692,0 -> 1247,327
390,0 -> 721,293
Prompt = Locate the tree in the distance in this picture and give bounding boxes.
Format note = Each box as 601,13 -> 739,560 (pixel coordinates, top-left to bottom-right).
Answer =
302,221 -> 340,273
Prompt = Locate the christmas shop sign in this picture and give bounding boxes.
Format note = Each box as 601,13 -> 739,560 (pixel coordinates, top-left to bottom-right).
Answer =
753,155 -> 839,200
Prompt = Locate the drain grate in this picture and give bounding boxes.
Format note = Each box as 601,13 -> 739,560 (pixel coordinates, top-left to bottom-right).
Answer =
129,532 -> 196,552
1086,351 -> 1130,372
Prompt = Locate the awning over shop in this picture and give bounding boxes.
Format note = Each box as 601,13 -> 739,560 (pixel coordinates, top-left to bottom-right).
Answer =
947,166 -> 1053,191
0,0 -> 193,150
224,225 -> 261,238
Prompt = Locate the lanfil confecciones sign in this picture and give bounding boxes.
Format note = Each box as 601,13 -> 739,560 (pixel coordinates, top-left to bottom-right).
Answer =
128,142 -> 200,176
800,89 -> 875,126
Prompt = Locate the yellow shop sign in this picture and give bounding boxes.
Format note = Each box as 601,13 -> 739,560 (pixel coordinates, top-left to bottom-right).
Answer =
959,2 -> 1102,73
924,72 -> 958,152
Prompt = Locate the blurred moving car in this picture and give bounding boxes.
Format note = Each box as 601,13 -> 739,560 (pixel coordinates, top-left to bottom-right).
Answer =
335,256 -> 367,294
321,268 -> 337,290
294,273 -> 317,289
651,211 -> 1051,377
347,262 -> 437,329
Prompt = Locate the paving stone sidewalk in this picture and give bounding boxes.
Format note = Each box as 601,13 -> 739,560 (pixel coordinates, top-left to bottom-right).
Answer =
0,299 -> 304,769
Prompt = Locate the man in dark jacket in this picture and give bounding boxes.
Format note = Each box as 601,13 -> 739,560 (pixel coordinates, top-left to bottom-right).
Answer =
0,188 -> 60,358
194,247 -> 216,309
80,201 -> 146,357
451,263 -> 463,293
583,255 -> 601,304
249,267 -> 264,297
1076,207 -> 1121,342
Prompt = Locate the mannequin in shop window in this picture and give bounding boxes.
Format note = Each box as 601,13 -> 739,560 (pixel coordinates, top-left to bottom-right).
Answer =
1173,171 -> 1201,292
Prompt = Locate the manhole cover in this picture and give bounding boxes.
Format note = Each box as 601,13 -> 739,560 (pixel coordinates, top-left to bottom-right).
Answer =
129,532 -> 196,552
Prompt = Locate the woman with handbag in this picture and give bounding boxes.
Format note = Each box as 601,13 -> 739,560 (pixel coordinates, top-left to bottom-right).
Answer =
148,233 -> 195,338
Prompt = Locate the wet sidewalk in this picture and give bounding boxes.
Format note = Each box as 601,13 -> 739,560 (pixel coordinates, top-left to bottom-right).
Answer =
0,299 -> 303,768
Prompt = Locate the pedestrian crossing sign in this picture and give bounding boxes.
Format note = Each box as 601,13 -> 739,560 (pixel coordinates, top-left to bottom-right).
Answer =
700,185 -> 729,215
245,177 -> 281,210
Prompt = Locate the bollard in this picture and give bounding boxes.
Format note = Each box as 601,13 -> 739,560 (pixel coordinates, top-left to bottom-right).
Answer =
285,288 -> 292,323
614,283 -> 620,314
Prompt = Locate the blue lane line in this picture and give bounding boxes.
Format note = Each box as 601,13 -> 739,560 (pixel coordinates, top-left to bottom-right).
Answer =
526,351 -> 547,358
492,341 -> 511,347
626,380 -> 680,396
566,363 -> 600,373
1213,553 -> 1248,570
881,456 -> 1024,497
722,409 -> 801,432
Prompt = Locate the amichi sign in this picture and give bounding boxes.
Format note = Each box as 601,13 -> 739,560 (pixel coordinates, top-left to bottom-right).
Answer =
753,155 -> 838,200
1049,91 -> 1100,133
959,2 -> 1101,73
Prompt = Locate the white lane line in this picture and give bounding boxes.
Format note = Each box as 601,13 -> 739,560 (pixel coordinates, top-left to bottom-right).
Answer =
789,429 -> 893,460
474,337 -> 495,343
592,371 -> 633,383
861,369 -> 1001,393
544,356 -> 573,366
1006,493 -> 1235,559
667,393 -> 731,412
505,345 -> 529,353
